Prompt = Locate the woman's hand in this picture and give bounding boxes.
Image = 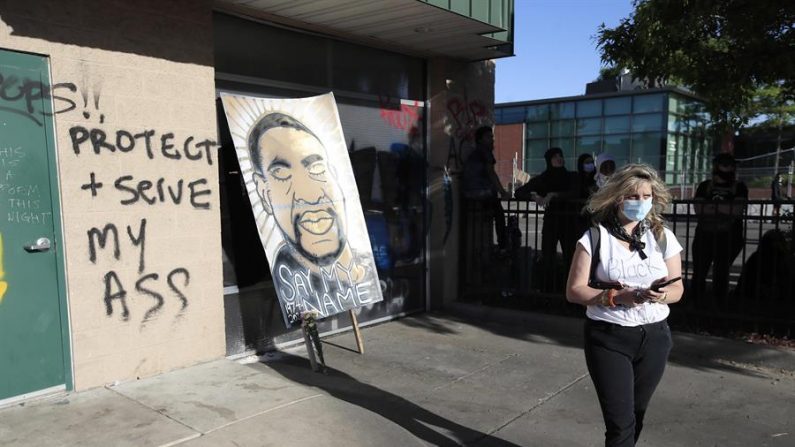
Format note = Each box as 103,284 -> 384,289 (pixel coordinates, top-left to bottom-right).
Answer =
610,287 -> 667,307
613,288 -> 640,307
633,287 -> 666,304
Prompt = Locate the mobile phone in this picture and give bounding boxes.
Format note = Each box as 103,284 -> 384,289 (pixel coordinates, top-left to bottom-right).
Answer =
589,280 -> 624,290
651,276 -> 681,292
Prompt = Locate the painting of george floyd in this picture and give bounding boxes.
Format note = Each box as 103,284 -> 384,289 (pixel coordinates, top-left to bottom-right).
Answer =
221,92 -> 383,327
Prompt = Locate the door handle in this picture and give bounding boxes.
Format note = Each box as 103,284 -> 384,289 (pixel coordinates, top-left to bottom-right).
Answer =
24,237 -> 51,253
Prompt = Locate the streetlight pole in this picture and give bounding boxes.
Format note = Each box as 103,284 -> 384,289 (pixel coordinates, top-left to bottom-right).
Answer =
774,115 -> 783,175
681,149 -> 688,199
512,152 -> 517,197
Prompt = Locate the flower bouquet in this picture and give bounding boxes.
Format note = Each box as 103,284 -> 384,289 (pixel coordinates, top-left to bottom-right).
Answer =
301,310 -> 326,372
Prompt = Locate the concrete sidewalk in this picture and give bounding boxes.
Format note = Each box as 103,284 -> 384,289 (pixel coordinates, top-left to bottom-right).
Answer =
1,306 -> 793,446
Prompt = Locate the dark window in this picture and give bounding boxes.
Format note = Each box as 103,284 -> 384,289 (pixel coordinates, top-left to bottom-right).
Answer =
551,102 -> 575,119
214,13 -> 328,87
604,97 -> 631,115
500,106 -> 526,124
576,99 -> 602,117
526,104 -> 549,122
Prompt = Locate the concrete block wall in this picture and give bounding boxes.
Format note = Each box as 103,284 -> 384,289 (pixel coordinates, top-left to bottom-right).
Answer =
0,0 -> 224,389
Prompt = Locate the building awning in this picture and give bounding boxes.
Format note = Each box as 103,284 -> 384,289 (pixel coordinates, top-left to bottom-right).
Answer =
214,0 -> 513,61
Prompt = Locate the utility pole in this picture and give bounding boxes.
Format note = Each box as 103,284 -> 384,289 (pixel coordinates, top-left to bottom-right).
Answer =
681,150 -> 688,199
774,117 -> 783,175
788,160 -> 794,199
512,152 -> 517,197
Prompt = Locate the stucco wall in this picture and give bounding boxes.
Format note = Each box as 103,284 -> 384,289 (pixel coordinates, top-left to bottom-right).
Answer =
0,0 -> 224,389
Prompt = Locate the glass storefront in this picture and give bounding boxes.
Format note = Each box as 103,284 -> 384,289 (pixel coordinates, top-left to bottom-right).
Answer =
666,92 -> 712,186
497,91 -> 712,185
214,13 -> 427,355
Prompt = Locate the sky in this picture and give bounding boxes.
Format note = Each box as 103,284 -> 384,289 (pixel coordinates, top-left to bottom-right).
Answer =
495,0 -> 635,104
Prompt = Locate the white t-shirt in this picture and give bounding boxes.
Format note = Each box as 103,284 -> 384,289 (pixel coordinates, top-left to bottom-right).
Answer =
578,225 -> 683,326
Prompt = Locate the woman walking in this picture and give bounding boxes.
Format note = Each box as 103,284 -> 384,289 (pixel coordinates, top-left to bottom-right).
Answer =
566,164 -> 684,446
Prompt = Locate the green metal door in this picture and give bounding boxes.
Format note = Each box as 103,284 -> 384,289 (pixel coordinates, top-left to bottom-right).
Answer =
0,49 -> 70,402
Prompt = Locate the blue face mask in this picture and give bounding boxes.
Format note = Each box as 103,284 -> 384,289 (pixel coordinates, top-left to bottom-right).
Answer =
622,198 -> 653,221
583,162 -> 595,173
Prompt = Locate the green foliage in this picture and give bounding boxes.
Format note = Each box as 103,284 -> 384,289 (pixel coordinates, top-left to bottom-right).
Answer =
748,84 -> 795,130
595,65 -> 622,82
597,0 -> 795,130
746,84 -> 795,171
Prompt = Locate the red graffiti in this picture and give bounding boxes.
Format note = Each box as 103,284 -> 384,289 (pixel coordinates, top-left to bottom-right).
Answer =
447,97 -> 489,140
378,96 -> 421,131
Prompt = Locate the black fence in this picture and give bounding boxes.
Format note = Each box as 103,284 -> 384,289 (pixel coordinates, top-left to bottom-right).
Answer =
461,199 -> 795,336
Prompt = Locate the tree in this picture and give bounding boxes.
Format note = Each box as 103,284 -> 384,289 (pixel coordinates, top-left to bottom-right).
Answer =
595,65 -> 622,82
748,84 -> 795,173
597,0 -> 795,130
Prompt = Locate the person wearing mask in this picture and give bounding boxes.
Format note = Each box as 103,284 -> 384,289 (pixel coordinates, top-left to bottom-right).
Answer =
691,153 -> 748,301
566,164 -> 684,447
515,147 -> 571,291
573,153 -> 598,199
595,152 -> 617,189
562,153 -> 598,266
462,126 -> 509,253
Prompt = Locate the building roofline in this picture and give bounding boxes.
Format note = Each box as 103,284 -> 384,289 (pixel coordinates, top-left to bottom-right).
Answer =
214,0 -> 514,62
496,86 -> 702,108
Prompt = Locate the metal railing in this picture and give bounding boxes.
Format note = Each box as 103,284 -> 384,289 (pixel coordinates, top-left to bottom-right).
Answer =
460,199 -> 795,335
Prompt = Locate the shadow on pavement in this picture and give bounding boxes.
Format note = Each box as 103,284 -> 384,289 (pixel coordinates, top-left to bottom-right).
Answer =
397,315 -> 461,335
320,340 -> 361,354
423,306 -> 795,379
262,352 -> 522,447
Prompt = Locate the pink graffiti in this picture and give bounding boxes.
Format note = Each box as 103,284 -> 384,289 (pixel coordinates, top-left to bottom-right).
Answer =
447,97 -> 489,140
378,96 -> 421,131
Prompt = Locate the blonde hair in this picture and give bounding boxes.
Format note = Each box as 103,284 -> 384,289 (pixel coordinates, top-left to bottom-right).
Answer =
586,163 -> 671,238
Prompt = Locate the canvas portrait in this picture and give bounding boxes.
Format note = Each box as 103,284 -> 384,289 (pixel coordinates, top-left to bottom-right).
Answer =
221,92 -> 383,327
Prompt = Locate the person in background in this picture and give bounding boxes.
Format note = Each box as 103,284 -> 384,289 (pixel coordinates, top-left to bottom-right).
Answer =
735,229 -> 794,303
573,153 -> 598,198
562,153 -> 598,266
691,152 -> 748,301
515,147 -> 571,291
462,126 -> 509,253
771,173 -> 788,218
595,152 -> 617,189
566,164 -> 684,447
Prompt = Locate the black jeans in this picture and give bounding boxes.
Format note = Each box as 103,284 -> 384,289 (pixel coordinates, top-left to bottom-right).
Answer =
584,319 -> 673,447
539,210 -> 569,292
476,197 -> 507,250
